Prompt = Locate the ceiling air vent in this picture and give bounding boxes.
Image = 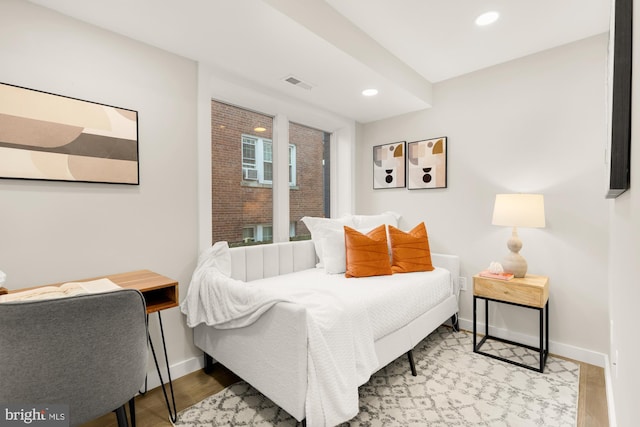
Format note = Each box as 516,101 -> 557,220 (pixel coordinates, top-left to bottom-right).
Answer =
283,75 -> 313,91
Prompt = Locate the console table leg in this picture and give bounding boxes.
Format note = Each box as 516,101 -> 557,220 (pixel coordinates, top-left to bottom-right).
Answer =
473,296 -> 477,350
539,306 -> 544,372
147,312 -> 177,423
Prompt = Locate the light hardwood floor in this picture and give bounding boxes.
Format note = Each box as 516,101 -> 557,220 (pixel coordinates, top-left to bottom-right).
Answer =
82,354 -> 609,427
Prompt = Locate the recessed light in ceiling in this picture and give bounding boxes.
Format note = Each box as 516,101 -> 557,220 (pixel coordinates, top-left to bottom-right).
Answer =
362,89 -> 378,97
475,11 -> 499,26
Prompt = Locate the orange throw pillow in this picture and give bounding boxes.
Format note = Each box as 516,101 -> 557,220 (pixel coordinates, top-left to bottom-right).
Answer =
344,225 -> 392,278
389,222 -> 435,273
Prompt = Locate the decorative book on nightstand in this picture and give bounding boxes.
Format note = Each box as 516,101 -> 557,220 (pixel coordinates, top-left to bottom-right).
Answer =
472,273 -> 550,372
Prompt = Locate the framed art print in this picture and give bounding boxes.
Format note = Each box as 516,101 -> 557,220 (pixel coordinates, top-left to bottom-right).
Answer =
605,0 -> 632,198
407,137 -> 447,189
0,82 -> 139,185
373,141 -> 405,189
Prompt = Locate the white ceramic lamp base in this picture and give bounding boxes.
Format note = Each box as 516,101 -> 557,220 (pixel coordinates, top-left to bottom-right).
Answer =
502,228 -> 528,278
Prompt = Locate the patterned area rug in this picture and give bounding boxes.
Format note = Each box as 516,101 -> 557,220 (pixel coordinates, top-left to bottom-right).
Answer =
175,327 -> 579,426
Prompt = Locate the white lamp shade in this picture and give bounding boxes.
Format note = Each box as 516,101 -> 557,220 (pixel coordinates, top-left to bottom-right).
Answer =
492,194 -> 546,228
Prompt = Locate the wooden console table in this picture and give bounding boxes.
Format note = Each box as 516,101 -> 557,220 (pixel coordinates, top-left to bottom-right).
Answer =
103,270 -> 179,313
8,269 -> 180,422
7,269 -> 178,312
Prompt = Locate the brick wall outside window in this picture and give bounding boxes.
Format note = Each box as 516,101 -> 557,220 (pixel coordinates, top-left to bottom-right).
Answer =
211,100 -> 328,246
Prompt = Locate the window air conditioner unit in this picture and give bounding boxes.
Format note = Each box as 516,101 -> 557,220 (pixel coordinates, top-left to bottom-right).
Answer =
243,168 -> 258,180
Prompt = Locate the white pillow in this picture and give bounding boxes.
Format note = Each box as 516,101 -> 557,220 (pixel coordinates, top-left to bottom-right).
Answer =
301,216 -> 355,267
321,226 -> 380,274
352,211 -> 402,229
321,228 -> 348,274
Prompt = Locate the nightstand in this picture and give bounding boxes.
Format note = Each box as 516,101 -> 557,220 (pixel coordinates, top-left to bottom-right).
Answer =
472,273 -> 549,372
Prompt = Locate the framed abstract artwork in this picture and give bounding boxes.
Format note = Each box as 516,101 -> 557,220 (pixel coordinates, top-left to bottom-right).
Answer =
407,137 -> 447,189
0,82 -> 139,185
373,141 -> 405,189
605,0 -> 632,198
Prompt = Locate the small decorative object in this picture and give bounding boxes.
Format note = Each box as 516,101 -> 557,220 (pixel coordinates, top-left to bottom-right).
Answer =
479,262 -> 513,280
373,141 -> 405,189
0,82 -> 139,184
492,193 -> 546,278
407,137 -> 447,189
0,270 -> 7,295
488,261 -> 504,274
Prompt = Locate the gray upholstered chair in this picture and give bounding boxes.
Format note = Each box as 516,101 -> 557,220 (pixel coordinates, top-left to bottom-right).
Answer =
0,289 -> 148,427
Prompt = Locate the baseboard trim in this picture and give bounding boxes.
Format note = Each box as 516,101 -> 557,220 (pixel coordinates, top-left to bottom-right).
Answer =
457,318 -> 607,367
143,354 -> 205,391
603,354 -> 617,427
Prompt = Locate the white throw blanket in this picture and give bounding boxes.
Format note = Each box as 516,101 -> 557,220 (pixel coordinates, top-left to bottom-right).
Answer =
181,242 -> 379,427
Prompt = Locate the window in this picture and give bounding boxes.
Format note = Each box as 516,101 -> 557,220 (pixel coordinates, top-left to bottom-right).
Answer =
211,100 -> 329,247
242,227 -> 255,244
212,101 -> 273,247
263,141 -> 273,182
241,135 -> 295,186
289,122 -> 330,240
289,145 -> 296,186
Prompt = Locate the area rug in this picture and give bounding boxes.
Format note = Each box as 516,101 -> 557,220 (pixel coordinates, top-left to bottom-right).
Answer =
174,326 -> 579,426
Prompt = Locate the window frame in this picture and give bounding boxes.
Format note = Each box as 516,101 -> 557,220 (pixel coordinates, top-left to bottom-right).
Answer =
241,133 -> 296,186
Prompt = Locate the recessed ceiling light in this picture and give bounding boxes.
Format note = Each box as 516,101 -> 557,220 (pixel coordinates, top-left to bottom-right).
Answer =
475,11 -> 499,26
362,89 -> 378,97
254,127 -> 266,132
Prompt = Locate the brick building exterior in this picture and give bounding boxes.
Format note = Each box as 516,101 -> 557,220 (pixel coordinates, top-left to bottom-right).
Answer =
211,100 -> 328,246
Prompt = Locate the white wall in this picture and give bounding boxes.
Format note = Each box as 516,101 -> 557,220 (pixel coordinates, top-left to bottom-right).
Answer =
356,35 -> 610,364
0,0 -> 201,382
607,1 -> 640,424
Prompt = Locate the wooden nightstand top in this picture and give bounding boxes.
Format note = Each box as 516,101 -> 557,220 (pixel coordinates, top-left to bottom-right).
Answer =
473,273 -> 549,308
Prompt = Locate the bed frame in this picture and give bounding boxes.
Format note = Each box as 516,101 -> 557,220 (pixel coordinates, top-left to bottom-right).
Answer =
194,240 -> 459,422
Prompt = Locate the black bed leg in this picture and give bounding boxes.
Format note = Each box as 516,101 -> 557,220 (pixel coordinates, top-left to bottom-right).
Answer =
204,353 -> 214,374
451,313 -> 460,332
407,350 -> 417,376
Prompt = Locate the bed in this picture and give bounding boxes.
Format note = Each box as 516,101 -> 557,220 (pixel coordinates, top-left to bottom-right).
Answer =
182,235 -> 460,426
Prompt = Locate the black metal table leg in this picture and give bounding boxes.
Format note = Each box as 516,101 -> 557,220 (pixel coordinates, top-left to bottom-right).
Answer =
473,296 -> 477,350
484,299 -> 489,338
539,305 -> 544,372
546,300 -> 549,363
473,296 -> 549,373
147,312 -> 177,423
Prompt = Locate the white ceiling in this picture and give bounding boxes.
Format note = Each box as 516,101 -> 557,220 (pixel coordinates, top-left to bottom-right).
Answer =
27,0 -> 611,123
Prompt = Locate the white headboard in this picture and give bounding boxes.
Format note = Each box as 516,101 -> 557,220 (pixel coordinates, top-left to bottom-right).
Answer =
228,240 -> 317,282
227,240 -> 459,295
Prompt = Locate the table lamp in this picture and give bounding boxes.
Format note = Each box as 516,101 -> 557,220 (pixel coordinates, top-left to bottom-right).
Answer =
492,194 -> 545,278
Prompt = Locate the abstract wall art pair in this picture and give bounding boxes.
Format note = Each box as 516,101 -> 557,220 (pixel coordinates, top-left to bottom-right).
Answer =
373,137 -> 447,190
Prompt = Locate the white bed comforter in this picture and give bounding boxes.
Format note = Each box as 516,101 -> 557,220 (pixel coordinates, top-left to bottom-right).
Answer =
181,242 -> 379,427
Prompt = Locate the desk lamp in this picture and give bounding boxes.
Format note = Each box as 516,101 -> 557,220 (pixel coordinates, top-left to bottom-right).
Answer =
492,194 -> 545,278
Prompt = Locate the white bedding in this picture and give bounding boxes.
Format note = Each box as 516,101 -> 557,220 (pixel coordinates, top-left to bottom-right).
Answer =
246,267 -> 452,340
